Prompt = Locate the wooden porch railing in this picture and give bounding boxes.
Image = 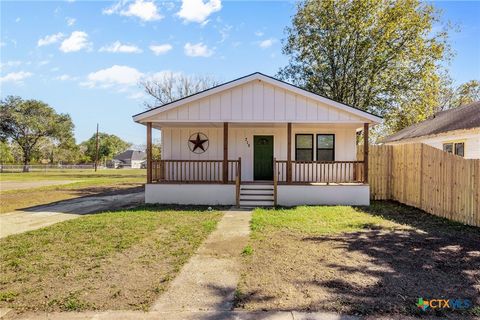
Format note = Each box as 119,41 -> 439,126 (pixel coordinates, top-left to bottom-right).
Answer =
152,159 -> 241,184
275,160 -> 365,184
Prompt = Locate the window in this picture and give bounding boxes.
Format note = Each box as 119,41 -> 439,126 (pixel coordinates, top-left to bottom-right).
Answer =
443,143 -> 453,153
317,134 -> 335,161
443,142 -> 465,157
455,142 -> 464,157
295,134 -> 313,161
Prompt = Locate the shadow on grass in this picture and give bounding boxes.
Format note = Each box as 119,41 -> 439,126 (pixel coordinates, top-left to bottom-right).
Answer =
300,201 -> 480,318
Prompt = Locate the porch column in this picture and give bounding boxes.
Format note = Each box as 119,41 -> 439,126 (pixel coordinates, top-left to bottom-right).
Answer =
363,123 -> 369,183
223,122 -> 228,184
287,122 -> 292,183
146,122 -> 152,184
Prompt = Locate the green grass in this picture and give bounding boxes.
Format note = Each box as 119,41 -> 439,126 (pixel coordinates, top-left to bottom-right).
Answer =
251,205 -> 403,236
0,205 -> 222,311
0,169 -> 145,213
237,202 -> 479,316
0,169 -> 145,182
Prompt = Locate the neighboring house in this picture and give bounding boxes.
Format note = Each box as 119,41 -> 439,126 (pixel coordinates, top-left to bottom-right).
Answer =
383,101 -> 480,159
112,150 -> 146,168
133,72 -> 382,207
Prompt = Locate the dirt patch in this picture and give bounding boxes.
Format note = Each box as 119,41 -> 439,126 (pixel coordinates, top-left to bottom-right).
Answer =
236,202 -> 480,318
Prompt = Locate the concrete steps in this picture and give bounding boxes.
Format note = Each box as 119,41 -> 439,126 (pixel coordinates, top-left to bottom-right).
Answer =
239,184 -> 274,208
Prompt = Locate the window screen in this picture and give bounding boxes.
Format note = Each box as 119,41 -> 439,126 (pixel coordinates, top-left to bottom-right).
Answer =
295,134 -> 313,161
443,143 -> 453,153
317,134 -> 335,161
455,142 -> 464,157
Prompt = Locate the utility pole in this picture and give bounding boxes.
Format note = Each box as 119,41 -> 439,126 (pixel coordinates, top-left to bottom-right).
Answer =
94,123 -> 99,172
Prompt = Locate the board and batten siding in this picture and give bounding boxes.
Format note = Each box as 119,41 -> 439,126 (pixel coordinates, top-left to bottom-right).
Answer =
155,81 -> 366,123
162,125 -> 358,181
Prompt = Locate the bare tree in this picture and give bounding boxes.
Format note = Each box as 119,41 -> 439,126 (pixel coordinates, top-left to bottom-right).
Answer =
140,72 -> 219,109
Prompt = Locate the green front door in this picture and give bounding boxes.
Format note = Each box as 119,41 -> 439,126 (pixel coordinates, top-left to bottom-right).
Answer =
253,136 -> 274,180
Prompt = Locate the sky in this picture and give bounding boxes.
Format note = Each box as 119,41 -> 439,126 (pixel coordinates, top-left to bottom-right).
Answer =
1,0 -> 479,146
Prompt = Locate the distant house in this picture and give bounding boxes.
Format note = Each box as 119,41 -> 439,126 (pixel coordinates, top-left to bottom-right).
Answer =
383,101 -> 480,159
112,150 -> 146,168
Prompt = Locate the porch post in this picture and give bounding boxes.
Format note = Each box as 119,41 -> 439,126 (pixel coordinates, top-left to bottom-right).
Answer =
287,122 -> 292,183
147,122 -> 152,184
363,123 -> 369,183
223,122 -> 228,184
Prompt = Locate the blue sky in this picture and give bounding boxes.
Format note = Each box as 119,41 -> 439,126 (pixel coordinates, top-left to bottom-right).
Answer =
1,0 -> 479,146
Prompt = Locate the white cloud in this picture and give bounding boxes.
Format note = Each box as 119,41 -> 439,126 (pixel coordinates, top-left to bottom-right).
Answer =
177,0 -> 221,23
15,17 -> 21,23
56,74 -> 77,81
259,38 -> 276,49
254,31 -> 264,37
60,31 -> 90,52
0,60 -> 22,70
81,65 -> 143,88
149,44 -> 172,55
184,42 -> 213,57
104,0 -> 163,22
0,71 -> 32,84
100,41 -> 142,53
66,17 -> 76,26
38,60 -> 50,66
38,32 -> 64,47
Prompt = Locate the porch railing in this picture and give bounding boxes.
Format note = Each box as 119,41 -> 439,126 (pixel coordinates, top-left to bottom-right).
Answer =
275,160 -> 365,184
151,159 -> 241,184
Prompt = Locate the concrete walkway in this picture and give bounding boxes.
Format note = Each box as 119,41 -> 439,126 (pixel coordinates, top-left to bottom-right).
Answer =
152,208 -> 252,312
0,191 -> 144,238
1,310 -> 361,319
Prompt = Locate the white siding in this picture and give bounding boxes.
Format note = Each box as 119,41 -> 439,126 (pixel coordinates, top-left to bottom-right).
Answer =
387,129 -> 480,159
152,80 -> 369,123
162,124 -> 359,181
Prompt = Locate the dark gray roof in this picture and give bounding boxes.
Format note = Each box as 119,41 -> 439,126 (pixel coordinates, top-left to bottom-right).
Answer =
383,101 -> 480,143
113,150 -> 146,161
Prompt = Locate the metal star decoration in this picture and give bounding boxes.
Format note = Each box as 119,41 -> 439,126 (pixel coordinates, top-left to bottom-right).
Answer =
189,133 -> 209,153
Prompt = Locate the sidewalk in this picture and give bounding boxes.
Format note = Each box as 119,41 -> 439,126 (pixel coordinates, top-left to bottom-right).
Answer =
0,309 -> 359,320
151,208 -> 252,312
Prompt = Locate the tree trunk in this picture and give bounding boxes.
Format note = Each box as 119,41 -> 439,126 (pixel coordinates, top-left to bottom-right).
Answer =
23,151 -> 30,172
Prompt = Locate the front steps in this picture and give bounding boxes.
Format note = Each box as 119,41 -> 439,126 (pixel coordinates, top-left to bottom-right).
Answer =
239,183 -> 275,208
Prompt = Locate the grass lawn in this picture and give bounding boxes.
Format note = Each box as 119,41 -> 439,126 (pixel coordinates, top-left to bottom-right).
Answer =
0,169 -> 145,214
235,201 -> 480,318
0,205 -> 222,312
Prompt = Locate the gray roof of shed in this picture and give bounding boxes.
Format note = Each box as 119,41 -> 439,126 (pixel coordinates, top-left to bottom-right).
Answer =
383,101 -> 480,143
113,150 -> 146,161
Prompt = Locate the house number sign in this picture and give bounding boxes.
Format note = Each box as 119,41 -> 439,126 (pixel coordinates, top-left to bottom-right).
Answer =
188,132 -> 209,154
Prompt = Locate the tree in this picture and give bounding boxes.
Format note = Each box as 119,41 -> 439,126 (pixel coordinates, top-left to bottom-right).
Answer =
140,72 -> 219,108
80,133 -> 130,164
0,141 -> 14,165
278,0 -> 450,134
438,80 -> 480,111
0,96 -> 75,171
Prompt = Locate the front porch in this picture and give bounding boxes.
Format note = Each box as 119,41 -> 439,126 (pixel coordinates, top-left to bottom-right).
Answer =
144,122 -> 370,207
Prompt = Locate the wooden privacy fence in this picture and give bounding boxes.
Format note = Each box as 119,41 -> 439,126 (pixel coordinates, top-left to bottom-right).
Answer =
358,144 -> 480,227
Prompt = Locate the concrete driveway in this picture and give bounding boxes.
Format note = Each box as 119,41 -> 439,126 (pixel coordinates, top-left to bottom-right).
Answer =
0,191 -> 144,239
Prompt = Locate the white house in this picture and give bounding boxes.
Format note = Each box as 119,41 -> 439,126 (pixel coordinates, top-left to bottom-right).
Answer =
133,72 -> 382,207
383,101 -> 480,159
112,150 -> 146,168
